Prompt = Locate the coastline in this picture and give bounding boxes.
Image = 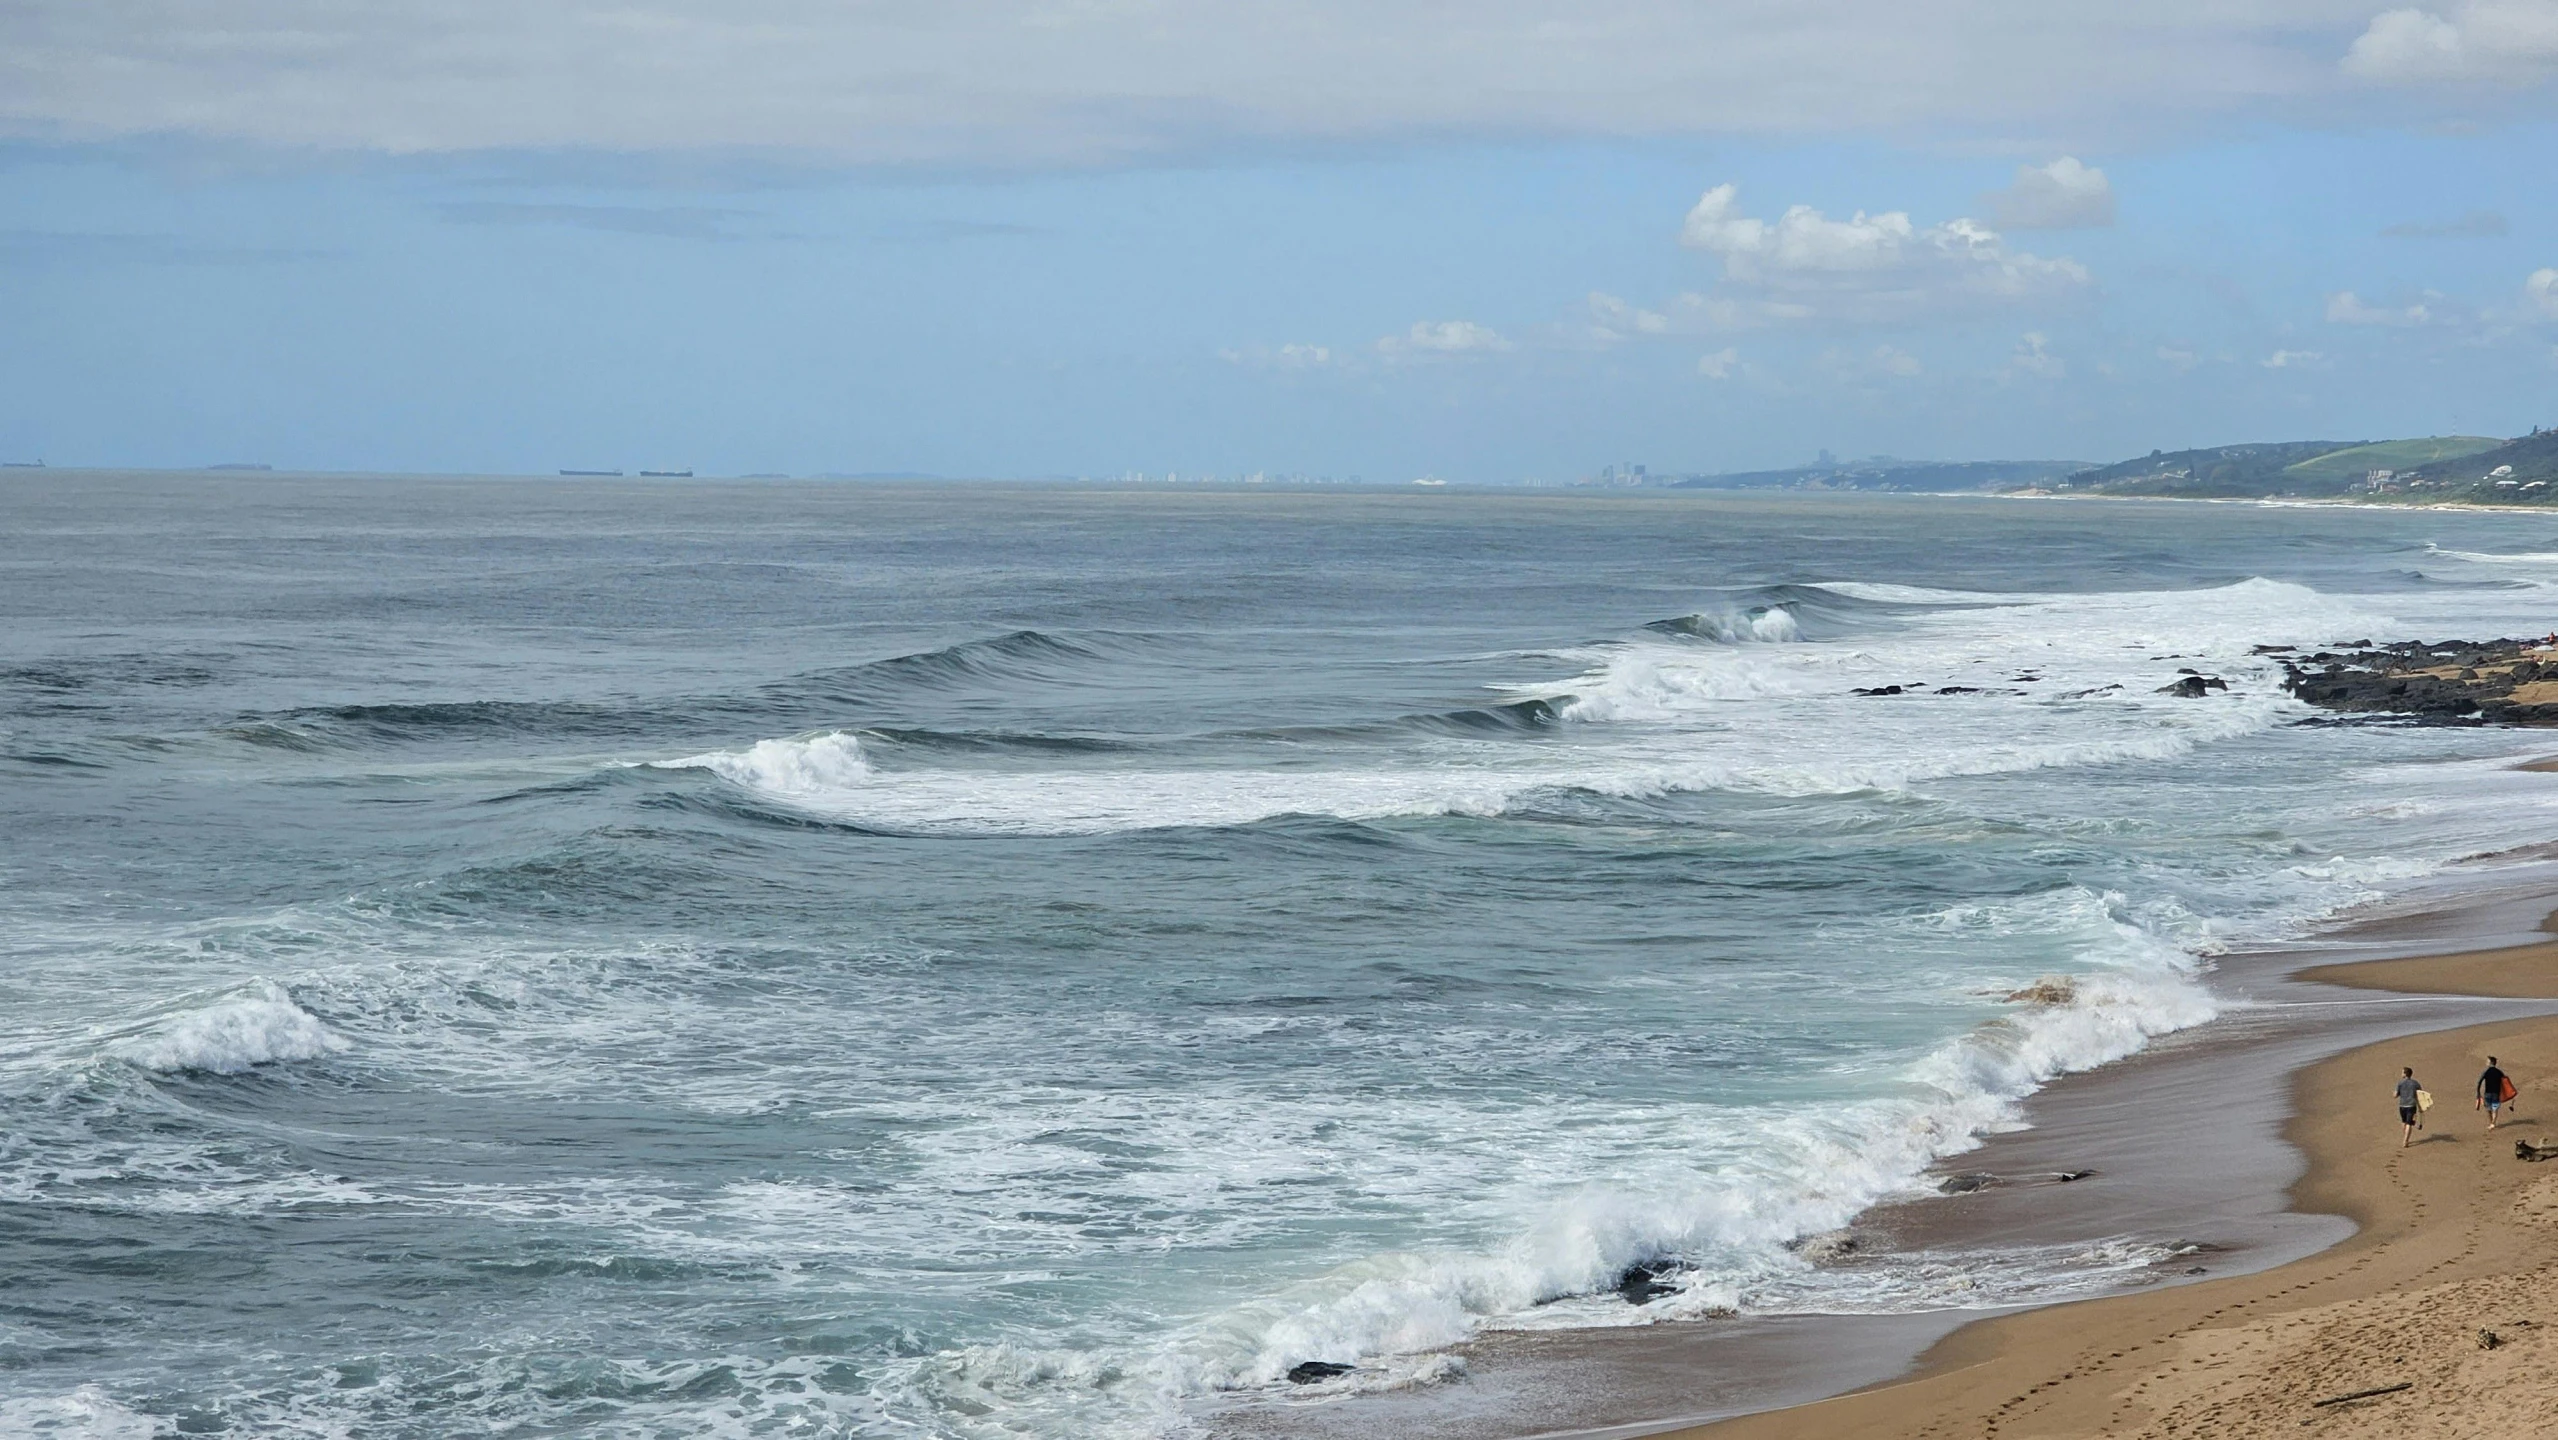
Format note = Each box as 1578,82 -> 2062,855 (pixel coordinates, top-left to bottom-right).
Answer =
1218,853 -> 2558,1440
1667,928 -> 2558,1439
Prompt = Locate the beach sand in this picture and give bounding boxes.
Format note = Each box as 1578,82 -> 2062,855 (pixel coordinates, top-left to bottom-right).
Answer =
1664,936 -> 2558,1440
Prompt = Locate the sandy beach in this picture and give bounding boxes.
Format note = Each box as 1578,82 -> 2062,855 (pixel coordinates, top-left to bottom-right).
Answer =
1664,925 -> 2558,1439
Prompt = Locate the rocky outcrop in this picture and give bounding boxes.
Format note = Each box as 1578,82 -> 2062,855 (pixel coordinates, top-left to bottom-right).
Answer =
2279,638 -> 2558,725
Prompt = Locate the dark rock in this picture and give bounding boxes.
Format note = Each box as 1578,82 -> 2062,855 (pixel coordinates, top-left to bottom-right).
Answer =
1939,1172 -> 1998,1194
1851,685 -> 1904,696
1613,1259 -> 1687,1304
2283,637 -> 2558,726
1792,1230 -> 1862,1263
1287,1361 -> 1355,1384
2159,675 -> 2224,698
1934,686 -> 1982,695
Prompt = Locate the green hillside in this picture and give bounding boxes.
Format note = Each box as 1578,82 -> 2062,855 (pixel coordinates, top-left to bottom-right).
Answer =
2391,428 -> 2558,503
2056,434 -> 2534,500
2062,441 -> 2353,496
2280,435 -> 2502,485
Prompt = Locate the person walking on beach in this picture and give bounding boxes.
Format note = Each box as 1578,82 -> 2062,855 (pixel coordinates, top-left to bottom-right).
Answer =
2478,1056 -> 2516,1130
2398,1067 -> 2424,1147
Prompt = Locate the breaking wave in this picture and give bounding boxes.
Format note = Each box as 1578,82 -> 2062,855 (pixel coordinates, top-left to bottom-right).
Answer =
118,980 -> 350,1075
903,888 -> 2216,1400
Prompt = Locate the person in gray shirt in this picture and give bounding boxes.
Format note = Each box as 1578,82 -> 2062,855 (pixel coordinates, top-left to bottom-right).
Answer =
2396,1067 -> 2423,1147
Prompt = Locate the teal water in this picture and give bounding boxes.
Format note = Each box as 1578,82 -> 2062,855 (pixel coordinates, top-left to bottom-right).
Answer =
6,476 -> 2558,1438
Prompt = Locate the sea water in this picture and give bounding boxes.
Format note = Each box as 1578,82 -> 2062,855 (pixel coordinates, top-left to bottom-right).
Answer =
7,475 -> 2558,1438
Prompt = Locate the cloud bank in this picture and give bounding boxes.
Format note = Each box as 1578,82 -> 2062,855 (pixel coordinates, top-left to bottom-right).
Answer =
0,1 -> 2522,166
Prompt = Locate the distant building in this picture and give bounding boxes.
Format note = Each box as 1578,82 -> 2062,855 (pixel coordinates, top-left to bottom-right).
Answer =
1581,462 -> 1652,486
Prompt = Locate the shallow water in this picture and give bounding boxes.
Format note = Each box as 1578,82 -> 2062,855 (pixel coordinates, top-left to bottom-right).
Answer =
7,475 -> 2558,1438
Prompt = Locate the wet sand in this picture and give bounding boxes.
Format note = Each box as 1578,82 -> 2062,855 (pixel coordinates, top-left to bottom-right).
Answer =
1670,936 -> 2558,1440
1216,869 -> 2558,1440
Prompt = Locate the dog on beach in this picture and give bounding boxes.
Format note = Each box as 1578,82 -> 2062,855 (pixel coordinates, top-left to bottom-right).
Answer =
2514,1139 -> 2558,1162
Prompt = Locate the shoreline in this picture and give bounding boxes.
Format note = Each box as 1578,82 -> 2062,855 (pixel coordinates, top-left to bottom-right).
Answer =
1217,852 -> 2558,1440
1657,897 -> 2558,1438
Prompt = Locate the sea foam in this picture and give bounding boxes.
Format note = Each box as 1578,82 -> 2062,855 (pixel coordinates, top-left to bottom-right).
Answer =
119,980 -> 349,1075
1165,888 -> 2216,1389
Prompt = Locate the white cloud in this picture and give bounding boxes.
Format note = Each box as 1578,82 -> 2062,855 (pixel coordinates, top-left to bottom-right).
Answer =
2325,289 -> 2449,324
1586,292 -> 1675,343
2009,332 -> 2066,378
1376,320 -> 1513,358
1982,157 -> 2116,229
1674,183 -> 2091,328
2344,3 -> 2558,83
2262,348 -> 2326,368
1696,347 -> 1740,379
2529,268 -> 2558,319
1220,342 -> 1337,368
0,2 -> 2485,165
1873,345 -> 1924,376
2345,8 -> 2469,77
2156,345 -> 2202,372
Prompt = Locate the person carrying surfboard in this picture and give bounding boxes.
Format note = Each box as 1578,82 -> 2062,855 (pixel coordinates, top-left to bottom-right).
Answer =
2478,1056 -> 2518,1130
2398,1067 -> 2425,1147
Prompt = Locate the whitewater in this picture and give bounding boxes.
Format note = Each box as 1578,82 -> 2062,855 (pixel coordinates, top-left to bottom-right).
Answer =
11,474 -> 2558,1439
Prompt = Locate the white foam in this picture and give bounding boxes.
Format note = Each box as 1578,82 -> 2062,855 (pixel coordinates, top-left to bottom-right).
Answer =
1079,890 -> 2218,1394
652,580 -> 2376,836
0,1386 -> 165,1439
118,979 -> 349,1074
2425,543 -> 2558,567
657,729 -> 873,797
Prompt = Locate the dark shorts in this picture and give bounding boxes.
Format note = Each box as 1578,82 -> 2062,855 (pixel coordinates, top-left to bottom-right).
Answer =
2400,1106 -> 2419,1124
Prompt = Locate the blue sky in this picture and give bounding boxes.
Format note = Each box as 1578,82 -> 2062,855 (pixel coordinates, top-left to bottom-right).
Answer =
2,2 -> 2555,481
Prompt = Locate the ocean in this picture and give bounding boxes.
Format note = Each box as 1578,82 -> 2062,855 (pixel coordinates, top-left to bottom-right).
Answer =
8,473 -> 2558,1439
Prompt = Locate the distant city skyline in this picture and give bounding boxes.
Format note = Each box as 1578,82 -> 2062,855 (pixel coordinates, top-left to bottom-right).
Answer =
2,3 -> 2554,482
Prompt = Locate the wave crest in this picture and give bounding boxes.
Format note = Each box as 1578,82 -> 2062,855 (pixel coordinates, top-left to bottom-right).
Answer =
120,980 -> 350,1075
655,730 -> 875,802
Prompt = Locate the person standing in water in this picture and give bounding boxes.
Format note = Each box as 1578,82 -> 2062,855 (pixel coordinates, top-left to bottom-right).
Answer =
2398,1067 -> 2423,1147
2478,1056 -> 2515,1130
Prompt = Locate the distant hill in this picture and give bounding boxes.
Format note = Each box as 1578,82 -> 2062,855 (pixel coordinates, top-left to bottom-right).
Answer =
2392,429 -> 2558,502
1677,458 -> 2092,493
2055,436 -> 2506,499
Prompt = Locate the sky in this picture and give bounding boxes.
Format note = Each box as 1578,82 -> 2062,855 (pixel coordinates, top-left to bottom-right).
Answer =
2,1 -> 2555,482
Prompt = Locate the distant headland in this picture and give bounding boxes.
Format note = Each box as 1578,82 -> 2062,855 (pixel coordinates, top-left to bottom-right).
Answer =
1651,427 -> 2558,506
